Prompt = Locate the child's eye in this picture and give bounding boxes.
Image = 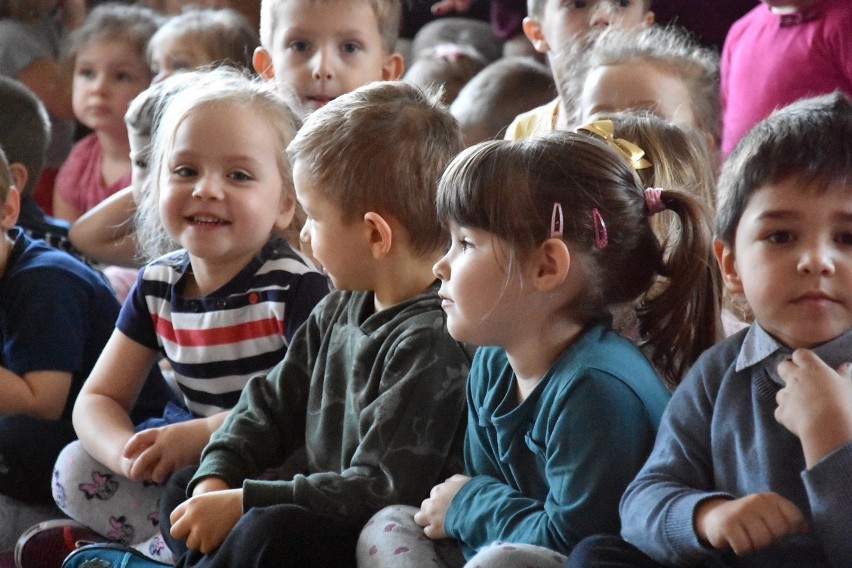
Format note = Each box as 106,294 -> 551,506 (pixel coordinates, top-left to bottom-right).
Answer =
174,166 -> 197,178
616,0 -> 632,7
765,231 -> 794,244
116,71 -> 133,82
133,159 -> 148,170
340,42 -> 361,54
229,171 -> 252,182
458,238 -> 472,252
568,0 -> 588,9
836,232 -> 852,245
76,67 -> 95,78
289,40 -> 310,52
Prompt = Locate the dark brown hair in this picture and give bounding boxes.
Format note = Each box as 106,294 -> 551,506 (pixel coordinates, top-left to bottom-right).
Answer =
438,132 -> 720,387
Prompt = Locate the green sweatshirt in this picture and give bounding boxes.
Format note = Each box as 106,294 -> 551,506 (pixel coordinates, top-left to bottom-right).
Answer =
190,282 -> 472,528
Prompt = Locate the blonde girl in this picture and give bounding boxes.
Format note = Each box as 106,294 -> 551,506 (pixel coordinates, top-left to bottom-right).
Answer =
358,131 -> 720,567
29,68 -> 328,565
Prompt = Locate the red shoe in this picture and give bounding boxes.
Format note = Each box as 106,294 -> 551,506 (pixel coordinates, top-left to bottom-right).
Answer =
14,519 -> 107,568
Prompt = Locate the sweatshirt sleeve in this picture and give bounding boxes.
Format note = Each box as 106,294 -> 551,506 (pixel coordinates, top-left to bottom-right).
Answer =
801,442 -> 852,565
445,367 -> 663,557
619,358 -> 733,566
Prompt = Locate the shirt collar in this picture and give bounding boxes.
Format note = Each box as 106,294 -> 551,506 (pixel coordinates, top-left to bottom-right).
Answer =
736,323 -> 852,385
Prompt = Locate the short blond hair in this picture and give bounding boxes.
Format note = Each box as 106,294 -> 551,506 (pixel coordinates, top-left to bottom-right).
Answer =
287,81 -> 462,257
260,0 -> 401,54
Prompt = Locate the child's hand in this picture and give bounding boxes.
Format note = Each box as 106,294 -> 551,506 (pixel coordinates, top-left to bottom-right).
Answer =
414,474 -> 470,539
775,349 -> 852,468
430,0 -> 474,16
121,420 -> 211,483
694,493 -> 806,556
170,488 -> 243,554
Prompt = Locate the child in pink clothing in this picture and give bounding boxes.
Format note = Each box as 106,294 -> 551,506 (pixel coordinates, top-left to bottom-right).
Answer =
720,0 -> 852,156
53,3 -> 161,222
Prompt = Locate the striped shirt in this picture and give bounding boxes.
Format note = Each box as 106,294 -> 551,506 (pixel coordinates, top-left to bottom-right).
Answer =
117,237 -> 329,417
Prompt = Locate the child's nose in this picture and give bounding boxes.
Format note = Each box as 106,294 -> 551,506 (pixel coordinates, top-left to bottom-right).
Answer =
299,221 -> 311,243
311,49 -> 334,81
797,242 -> 836,276
192,176 -> 224,199
433,255 -> 450,280
589,0 -> 615,27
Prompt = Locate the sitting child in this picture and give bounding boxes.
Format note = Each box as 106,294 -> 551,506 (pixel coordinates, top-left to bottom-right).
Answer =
52,3 -> 161,222
567,92 -> 852,567
17,68 -> 329,568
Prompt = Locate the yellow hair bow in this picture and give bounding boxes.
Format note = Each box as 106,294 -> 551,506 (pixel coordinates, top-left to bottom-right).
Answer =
576,119 -> 653,171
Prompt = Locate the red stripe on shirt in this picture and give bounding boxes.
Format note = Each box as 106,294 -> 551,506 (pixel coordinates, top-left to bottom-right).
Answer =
152,314 -> 285,346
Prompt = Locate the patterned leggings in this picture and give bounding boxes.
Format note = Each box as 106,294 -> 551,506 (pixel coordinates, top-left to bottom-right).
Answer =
357,505 -> 567,568
51,441 -> 172,561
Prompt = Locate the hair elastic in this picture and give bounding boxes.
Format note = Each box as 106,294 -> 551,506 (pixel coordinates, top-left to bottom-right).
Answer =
644,187 -> 666,215
576,120 -> 653,171
592,208 -> 608,249
550,202 -> 564,238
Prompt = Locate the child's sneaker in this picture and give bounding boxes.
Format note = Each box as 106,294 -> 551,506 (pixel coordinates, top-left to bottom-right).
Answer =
61,543 -> 172,568
15,519 -> 107,568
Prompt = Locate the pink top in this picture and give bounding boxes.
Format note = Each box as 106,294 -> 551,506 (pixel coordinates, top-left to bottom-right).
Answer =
720,0 -> 852,156
55,133 -> 132,214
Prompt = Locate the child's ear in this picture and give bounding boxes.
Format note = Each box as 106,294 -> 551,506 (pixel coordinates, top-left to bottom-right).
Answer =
253,47 -> 275,82
274,191 -> 297,233
713,238 -> 744,295
8,162 -> 29,195
363,211 -> 393,260
522,17 -> 550,54
0,186 -> 21,230
643,10 -> 655,26
533,237 -> 571,292
381,52 -> 405,81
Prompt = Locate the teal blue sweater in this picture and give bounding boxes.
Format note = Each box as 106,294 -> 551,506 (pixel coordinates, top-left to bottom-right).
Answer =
445,322 -> 670,557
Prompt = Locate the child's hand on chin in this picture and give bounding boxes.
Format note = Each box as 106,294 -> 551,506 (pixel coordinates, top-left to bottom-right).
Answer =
775,349 -> 852,468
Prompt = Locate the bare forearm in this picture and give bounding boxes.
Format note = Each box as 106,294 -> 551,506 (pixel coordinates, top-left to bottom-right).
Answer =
73,393 -> 136,472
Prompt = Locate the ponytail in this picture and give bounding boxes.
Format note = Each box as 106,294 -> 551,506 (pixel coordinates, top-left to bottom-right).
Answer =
635,189 -> 722,388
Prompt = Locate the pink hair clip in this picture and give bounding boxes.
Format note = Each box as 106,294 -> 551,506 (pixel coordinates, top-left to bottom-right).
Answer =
550,202 -> 564,238
644,188 -> 666,216
592,208 -> 607,249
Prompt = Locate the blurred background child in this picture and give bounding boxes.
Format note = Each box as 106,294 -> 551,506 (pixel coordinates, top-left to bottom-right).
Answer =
403,42 -> 488,105
720,0 -> 852,157
505,0 -> 654,139
0,0 -> 85,216
252,0 -> 404,118
52,3 -> 161,223
450,56 -> 555,146
573,25 -> 721,166
147,6 -> 259,84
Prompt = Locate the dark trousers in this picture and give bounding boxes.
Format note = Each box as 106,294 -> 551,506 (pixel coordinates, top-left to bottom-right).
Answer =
0,413 -> 76,504
161,466 -> 360,568
566,535 -> 668,568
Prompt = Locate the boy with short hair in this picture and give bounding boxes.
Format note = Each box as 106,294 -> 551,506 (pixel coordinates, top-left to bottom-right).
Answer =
566,92 -> 852,567
131,81 -> 471,567
252,0 -> 405,117
505,0 -> 654,138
